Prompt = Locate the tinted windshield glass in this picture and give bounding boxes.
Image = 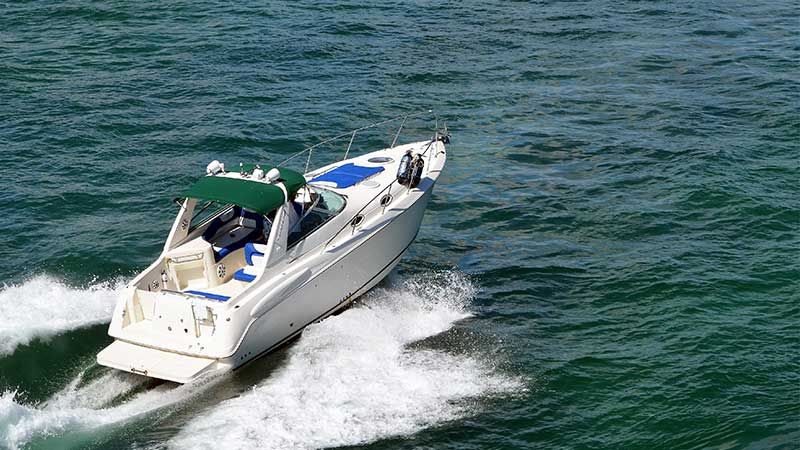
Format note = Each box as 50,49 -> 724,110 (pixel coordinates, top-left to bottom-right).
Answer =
188,200 -> 232,232
288,188 -> 346,247
315,189 -> 345,214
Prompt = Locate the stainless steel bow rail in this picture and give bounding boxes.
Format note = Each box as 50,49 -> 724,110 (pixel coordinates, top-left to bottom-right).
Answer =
274,110 -> 450,254
321,138 -> 438,253
277,110 -> 447,175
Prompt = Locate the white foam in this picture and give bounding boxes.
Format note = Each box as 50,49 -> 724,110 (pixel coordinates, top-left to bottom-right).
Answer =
170,271 -> 524,450
0,369 -> 225,450
0,275 -> 124,356
43,369 -> 148,410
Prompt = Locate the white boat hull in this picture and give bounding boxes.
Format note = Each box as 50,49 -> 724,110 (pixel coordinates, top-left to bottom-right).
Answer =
228,187 -> 431,368
98,136 -> 447,384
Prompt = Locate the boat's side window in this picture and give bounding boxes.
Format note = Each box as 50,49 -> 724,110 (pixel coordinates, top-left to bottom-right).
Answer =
288,188 -> 346,247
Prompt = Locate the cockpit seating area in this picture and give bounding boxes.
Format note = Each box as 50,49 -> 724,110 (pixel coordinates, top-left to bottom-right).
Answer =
202,206 -> 267,262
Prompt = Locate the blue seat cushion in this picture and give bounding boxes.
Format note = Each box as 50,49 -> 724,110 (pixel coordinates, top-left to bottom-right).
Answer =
233,268 -> 256,283
184,290 -> 231,302
214,229 -> 261,262
205,207 -> 265,262
244,242 -> 265,265
309,163 -> 384,188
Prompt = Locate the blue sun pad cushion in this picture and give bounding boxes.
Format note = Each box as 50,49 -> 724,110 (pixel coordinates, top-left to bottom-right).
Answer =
184,290 -> 231,301
233,268 -> 256,283
309,163 -> 384,188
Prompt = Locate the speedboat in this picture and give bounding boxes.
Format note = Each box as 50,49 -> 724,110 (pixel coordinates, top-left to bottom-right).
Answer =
97,116 -> 449,383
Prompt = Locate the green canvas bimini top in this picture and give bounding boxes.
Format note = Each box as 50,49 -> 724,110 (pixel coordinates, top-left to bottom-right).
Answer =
184,165 -> 306,214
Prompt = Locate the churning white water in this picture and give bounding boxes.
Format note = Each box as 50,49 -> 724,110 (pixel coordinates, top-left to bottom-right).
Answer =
169,271 -> 523,450
0,275 -> 123,356
0,271 -> 522,450
0,368 -> 223,450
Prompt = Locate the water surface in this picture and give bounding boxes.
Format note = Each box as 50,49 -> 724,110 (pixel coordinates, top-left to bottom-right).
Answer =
1,1 -> 798,449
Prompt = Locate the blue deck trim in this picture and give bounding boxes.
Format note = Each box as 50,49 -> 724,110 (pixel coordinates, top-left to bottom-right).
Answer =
184,290 -> 231,301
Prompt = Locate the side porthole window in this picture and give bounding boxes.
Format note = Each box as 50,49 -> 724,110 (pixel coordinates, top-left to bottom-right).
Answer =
351,214 -> 364,228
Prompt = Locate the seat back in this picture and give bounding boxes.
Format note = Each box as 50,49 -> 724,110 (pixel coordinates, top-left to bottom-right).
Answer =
239,208 -> 264,230
202,206 -> 242,241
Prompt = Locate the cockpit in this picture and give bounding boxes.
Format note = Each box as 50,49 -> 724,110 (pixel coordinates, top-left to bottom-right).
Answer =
152,177 -> 345,303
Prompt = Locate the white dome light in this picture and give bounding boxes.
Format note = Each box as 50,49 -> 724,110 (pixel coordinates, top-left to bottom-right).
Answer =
265,168 -> 281,183
206,160 -> 224,175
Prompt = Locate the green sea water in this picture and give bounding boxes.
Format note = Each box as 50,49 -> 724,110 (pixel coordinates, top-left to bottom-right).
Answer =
1,1 -> 798,449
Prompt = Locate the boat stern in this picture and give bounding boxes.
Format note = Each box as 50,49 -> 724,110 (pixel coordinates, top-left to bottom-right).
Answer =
97,340 -> 225,384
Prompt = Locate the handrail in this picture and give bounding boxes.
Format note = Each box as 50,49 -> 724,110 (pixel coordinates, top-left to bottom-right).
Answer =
277,109 -> 437,173
343,130 -> 357,160
322,137 -> 438,252
322,179 -> 398,252
390,115 -> 407,148
273,111 -> 447,253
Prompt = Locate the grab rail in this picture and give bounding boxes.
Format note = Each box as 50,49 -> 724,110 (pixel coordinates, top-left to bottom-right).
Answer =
321,138 -> 438,252
322,179 -> 397,252
277,110 -> 441,174
274,111 -> 448,254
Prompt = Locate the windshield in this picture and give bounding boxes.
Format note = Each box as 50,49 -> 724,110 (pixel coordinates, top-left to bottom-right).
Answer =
288,187 -> 346,247
188,200 -> 233,233
315,188 -> 345,214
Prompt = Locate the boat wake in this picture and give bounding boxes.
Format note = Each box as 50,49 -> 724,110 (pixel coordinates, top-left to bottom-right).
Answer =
0,275 -> 124,356
169,270 -> 524,450
0,271 -> 522,450
0,368 -> 224,450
